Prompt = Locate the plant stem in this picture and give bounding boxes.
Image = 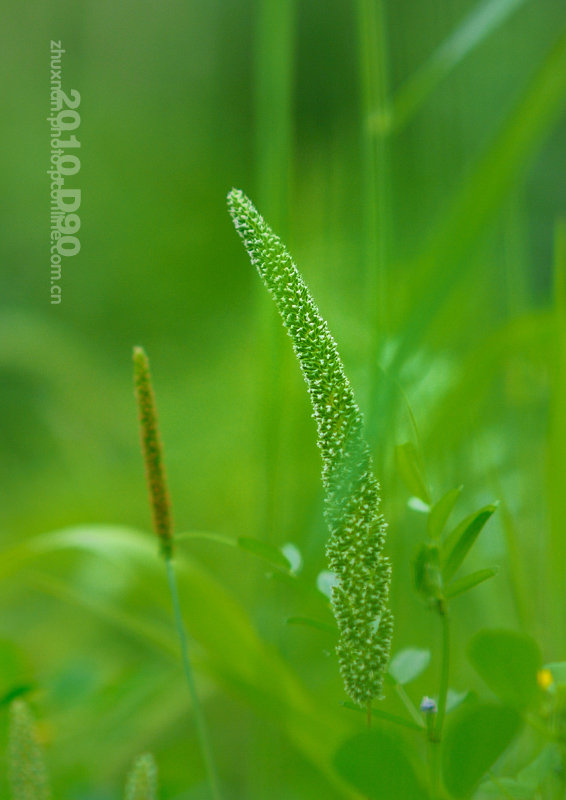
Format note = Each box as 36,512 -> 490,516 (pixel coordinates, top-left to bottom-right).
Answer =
394,683 -> 426,729
166,556 -> 222,800
435,607 -> 451,742
429,737 -> 441,799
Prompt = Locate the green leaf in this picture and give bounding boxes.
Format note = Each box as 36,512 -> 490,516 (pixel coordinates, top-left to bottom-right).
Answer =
392,29 -> 566,374
286,616 -> 336,634
442,703 -> 522,798
442,504 -> 497,582
445,568 -> 498,599
446,688 -> 472,712
517,744 -> 562,790
389,648 -> 431,685
395,442 -> 430,505
237,536 -> 291,571
125,753 -> 158,800
545,661 -> 566,685
427,487 -> 463,540
476,778 -> 535,798
395,442 -> 431,503
390,0 -> 528,132
341,702 -> 423,732
334,729 -> 429,799
469,629 -> 541,709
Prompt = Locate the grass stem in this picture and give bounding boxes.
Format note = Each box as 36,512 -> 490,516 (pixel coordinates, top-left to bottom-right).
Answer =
435,608 -> 451,741
166,556 -> 222,800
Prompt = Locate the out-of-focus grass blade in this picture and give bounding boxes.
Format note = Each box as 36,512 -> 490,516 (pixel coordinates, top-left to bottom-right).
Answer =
393,28 -> 566,372
427,486 -> 463,540
0,526 -> 355,793
547,220 -> 566,650
286,617 -> 336,634
442,505 -> 497,582
445,568 -> 498,599
389,0 -> 529,132
237,536 -> 292,572
424,311 -> 553,449
395,442 -> 431,503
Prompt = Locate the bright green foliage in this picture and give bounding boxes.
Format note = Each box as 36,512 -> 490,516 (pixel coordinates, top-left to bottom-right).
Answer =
414,492 -> 497,607
442,703 -> 522,798
228,188 -> 393,705
125,754 -> 158,800
334,729 -> 429,800
469,629 -> 541,709
9,701 -> 51,800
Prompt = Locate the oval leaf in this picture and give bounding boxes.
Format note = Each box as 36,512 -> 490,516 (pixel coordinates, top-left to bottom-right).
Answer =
334,729 -> 429,799
442,703 -> 522,798
469,629 -> 541,709
237,536 -> 291,571
389,648 -> 431,685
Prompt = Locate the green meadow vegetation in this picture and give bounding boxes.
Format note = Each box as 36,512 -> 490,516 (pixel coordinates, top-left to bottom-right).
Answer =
2,0 -> 566,797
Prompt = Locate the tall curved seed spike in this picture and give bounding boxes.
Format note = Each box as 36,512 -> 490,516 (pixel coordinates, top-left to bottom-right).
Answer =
227,188 -> 393,704
125,753 -> 158,800
9,700 -> 51,800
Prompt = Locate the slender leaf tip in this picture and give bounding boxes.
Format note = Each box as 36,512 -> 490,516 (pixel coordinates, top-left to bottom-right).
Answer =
133,346 -> 173,558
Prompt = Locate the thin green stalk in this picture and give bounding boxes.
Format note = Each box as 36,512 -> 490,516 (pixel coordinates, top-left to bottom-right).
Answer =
429,737 -> 441,799
435,608 -> 451,741
425,607 -> 451,799
394,683 -> 426,729
165,557 -> 222,800
133,347 -> 222,800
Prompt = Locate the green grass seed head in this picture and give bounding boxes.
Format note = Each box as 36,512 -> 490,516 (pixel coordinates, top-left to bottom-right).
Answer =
133,346 -> 173,558
227,188 -> 393,704
125,753 -> 158,800
9,700 -> 51,800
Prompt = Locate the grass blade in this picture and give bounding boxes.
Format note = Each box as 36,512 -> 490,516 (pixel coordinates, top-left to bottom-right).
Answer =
442,504 -> 497,582
390,0 -> 529,131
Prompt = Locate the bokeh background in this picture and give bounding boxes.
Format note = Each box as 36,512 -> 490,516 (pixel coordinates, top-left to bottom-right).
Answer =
1,0 -> 565,797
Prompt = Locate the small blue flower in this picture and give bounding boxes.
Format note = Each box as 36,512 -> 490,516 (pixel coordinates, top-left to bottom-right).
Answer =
420,696 -> 438,714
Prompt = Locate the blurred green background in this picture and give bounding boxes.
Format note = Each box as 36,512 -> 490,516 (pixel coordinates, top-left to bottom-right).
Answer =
1,0 -> 566,797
